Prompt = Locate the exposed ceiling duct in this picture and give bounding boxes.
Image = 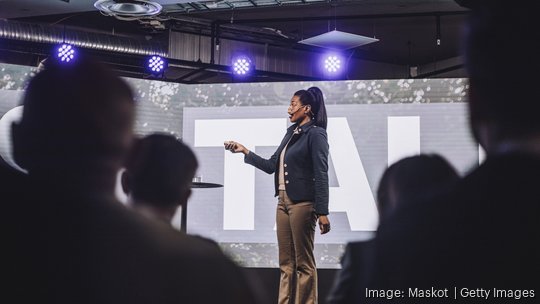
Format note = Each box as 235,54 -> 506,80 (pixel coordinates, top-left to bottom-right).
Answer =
0,20 -> 167,57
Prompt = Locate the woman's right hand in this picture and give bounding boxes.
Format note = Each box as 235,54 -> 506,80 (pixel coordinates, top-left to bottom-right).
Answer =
224,141 -> 249,155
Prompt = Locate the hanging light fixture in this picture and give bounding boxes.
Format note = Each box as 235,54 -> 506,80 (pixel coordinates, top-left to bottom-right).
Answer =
231,55 -> 254,77
94,0 -> 162,21
147,55 -> 167,75
56,43 -> 77,63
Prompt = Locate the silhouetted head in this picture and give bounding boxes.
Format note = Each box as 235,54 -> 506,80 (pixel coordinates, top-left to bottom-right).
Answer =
12,56 -> 135,177
377,154 -> 459,221
293,86 -> 327,129
457,1 -> 540,148
122,133 -> 198,218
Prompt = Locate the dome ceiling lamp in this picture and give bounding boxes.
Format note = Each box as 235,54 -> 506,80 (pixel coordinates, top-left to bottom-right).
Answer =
94,0 -> 163,21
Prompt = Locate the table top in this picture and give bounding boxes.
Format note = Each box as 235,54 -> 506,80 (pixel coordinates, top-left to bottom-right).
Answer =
191,182 -> 223,188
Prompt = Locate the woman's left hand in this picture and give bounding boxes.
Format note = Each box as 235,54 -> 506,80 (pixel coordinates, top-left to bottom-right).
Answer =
318,215 -> 330,234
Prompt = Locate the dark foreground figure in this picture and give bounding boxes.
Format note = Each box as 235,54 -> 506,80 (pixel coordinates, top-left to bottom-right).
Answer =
371,1 -> 540,303
6,56 -> 263,304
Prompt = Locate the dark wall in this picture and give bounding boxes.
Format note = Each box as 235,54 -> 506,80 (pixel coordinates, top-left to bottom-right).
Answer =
245,267 -> 338,303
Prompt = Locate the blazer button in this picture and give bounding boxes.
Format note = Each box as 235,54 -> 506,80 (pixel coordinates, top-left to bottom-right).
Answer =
285,172 -> 288,175
285,180 -> 289,184
284,164 -> 287,167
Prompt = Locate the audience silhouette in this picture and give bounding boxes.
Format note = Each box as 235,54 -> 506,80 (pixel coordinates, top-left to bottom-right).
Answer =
327,154 -> 459,304
376,154 -> 459,221
122,133 -> 198,224
371,1 -> 540,302
8,56 -> 262,304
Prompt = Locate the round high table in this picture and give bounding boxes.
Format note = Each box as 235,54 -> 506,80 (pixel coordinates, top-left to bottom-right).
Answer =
180,181 -> 223,233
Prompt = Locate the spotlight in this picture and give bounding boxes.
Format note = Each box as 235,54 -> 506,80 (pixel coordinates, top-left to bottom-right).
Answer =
321,53 -> 345,78
147,55 -> 167,74
56,43 -> 76,63
231,55 -> 253,76
324,55 -> 341,73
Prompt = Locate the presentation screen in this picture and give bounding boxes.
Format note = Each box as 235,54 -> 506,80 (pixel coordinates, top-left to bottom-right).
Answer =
0,63 -> 478,268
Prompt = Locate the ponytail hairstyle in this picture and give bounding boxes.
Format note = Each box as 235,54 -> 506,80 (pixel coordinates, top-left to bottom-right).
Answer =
293,86 -> 327,129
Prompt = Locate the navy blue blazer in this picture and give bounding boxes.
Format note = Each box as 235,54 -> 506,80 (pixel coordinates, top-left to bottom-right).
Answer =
244,120 -> 329,215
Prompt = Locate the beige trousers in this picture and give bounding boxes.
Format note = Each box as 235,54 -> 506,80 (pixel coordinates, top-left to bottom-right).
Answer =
277,190 -> 318,304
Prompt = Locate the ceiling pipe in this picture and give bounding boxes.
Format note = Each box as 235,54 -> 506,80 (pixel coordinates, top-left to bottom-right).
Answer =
413,64 -> 464,79
211,10 -> 467,25
0,19 -> 167,57
210,21 -> 216,64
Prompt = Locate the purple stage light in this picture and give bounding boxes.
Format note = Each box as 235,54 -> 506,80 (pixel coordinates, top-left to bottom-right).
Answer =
320,53 -> 346,78
232,56 -> 253,76
324,55 -> 341,73
148,55 -> 166,74
57,44 -> 76,63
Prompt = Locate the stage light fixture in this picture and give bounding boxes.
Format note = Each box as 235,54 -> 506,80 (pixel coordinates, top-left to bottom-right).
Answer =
56,43 -> 76,63
324,55 -> 341,73
231,56 -> 253,76
147,55 -> 167,74
320,53 -> 345,78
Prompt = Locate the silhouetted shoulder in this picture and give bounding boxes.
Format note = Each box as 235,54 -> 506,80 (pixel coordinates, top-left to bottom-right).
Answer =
190,234 -> 221,248
68,195 -> 260,304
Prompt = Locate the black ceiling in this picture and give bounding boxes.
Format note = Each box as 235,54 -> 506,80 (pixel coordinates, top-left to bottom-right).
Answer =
0,0 -> 470,83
